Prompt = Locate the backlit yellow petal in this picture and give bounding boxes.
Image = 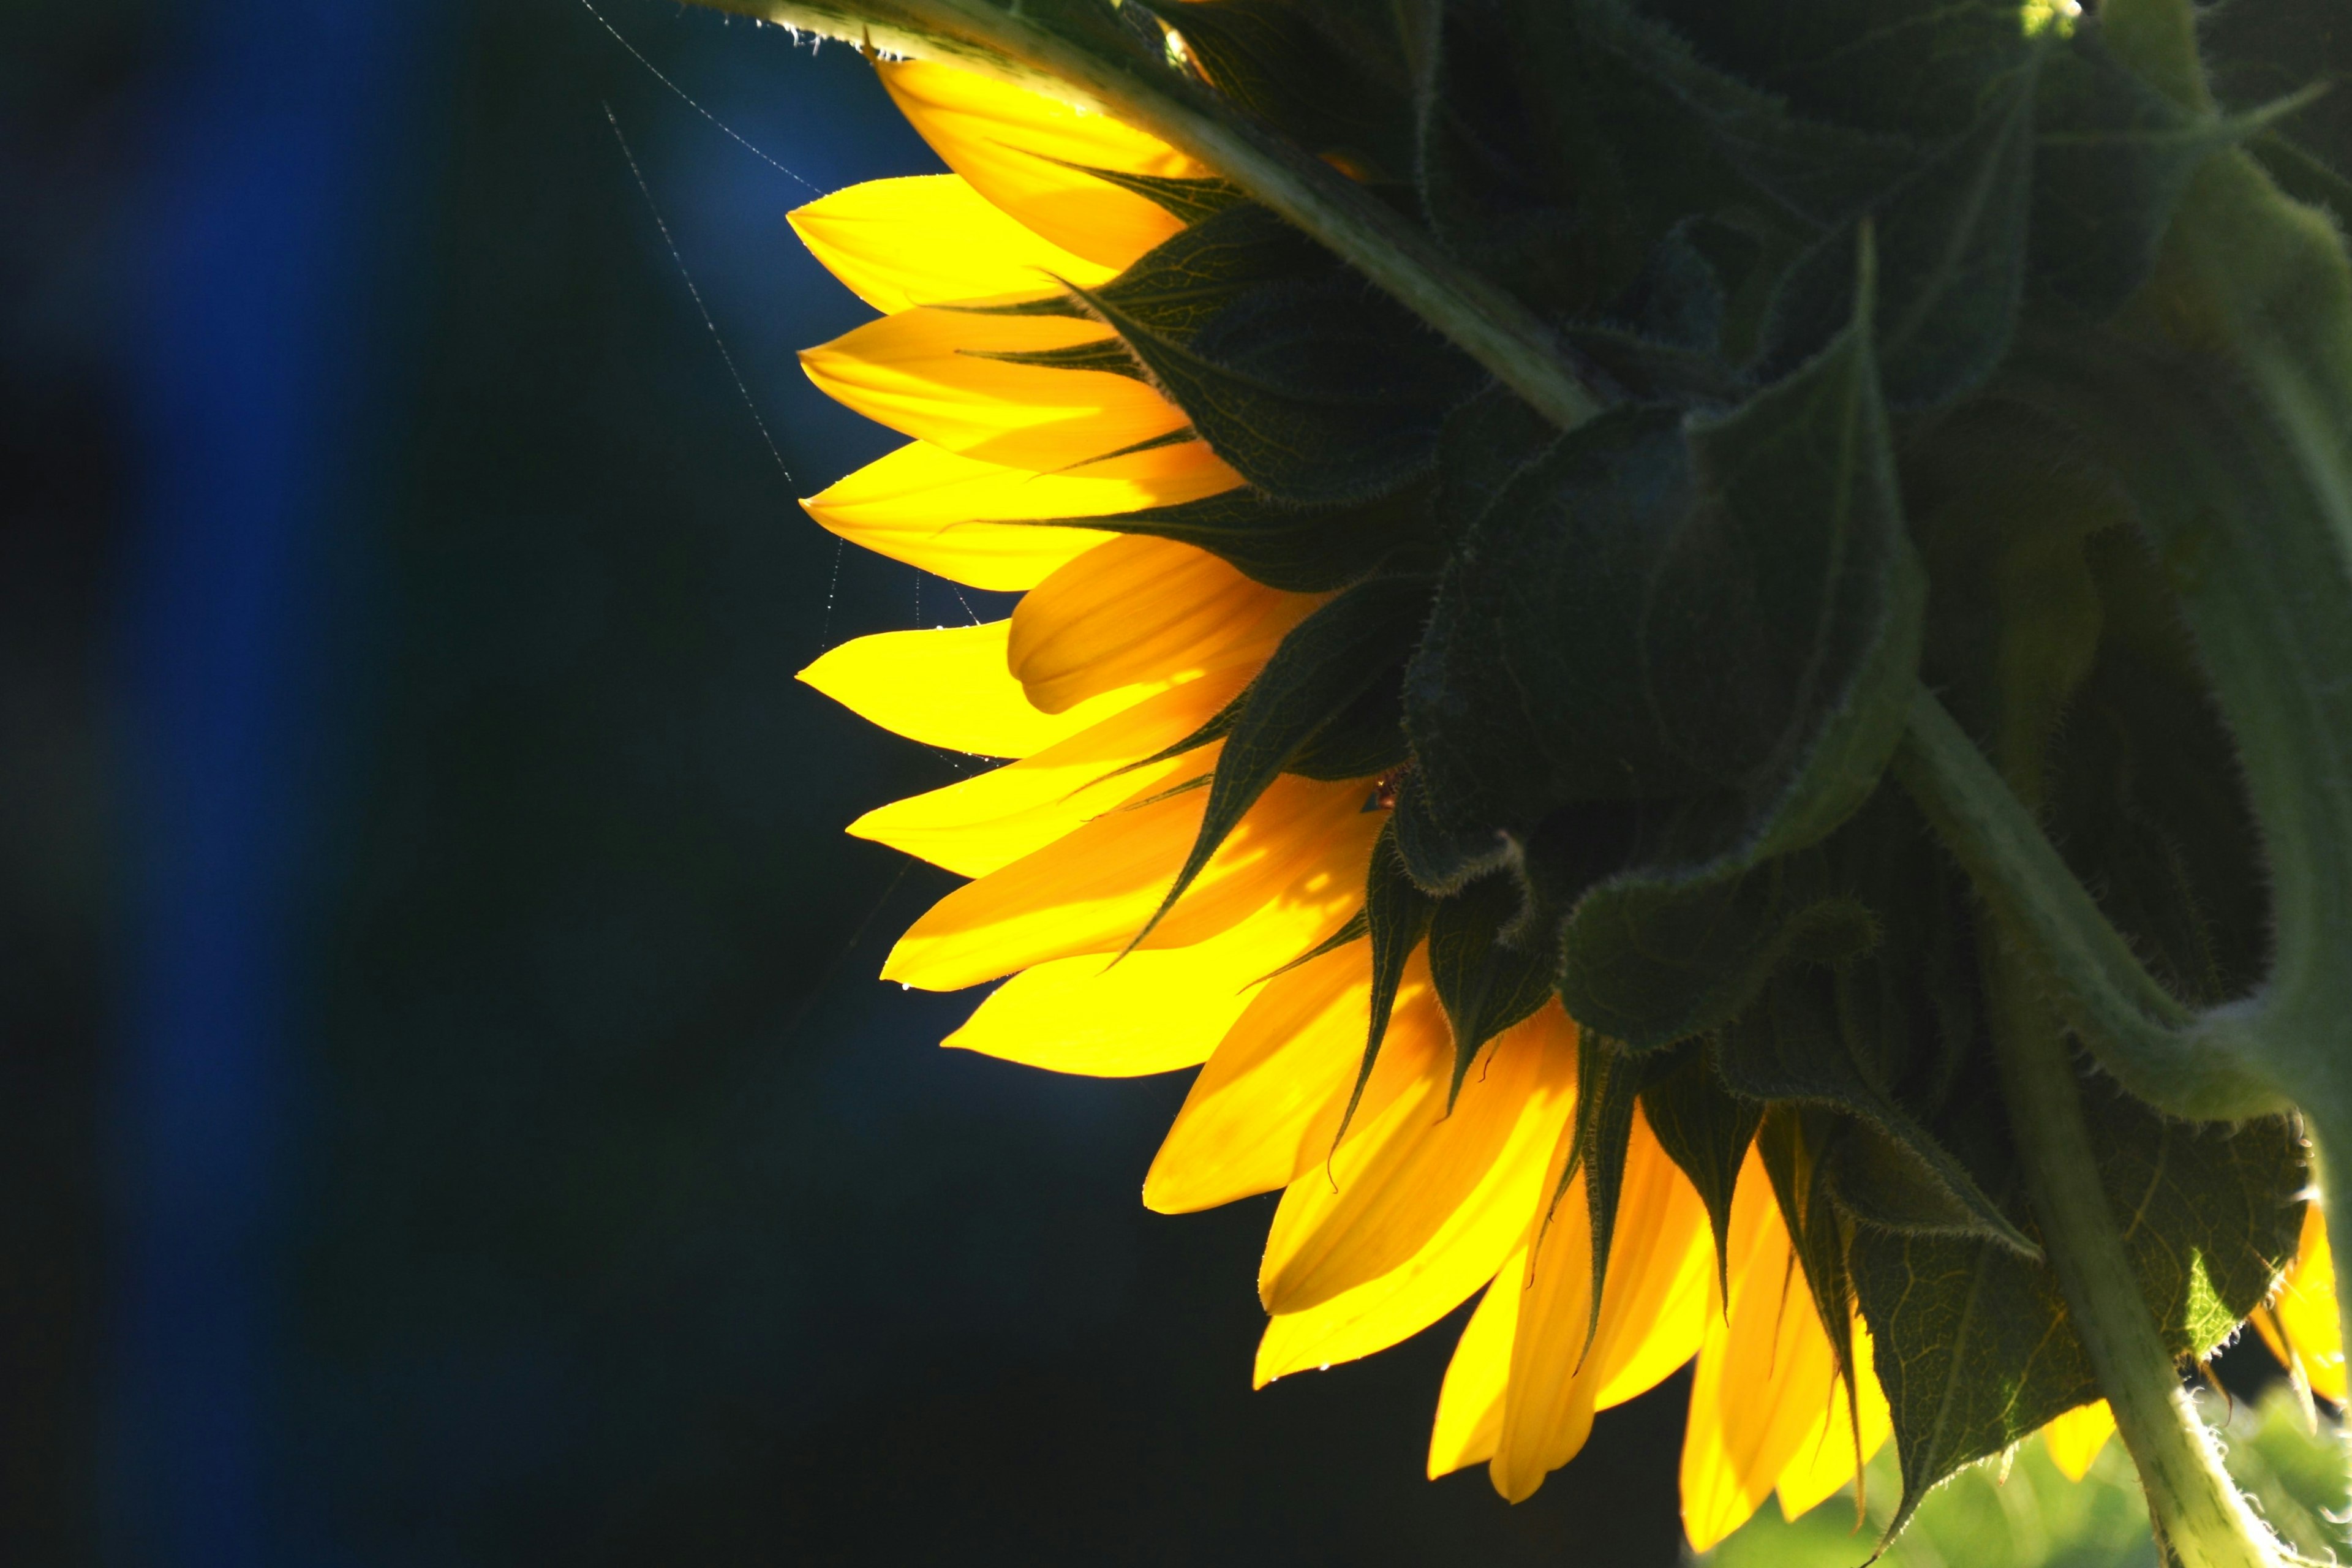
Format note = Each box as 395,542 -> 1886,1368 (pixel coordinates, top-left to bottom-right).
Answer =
1428,1253 -> 1523,1479
2276,1202 -> 2345,1404
799,620 -> 1151,758
790,173 -> 1116,313
2044,1400 -> 2117,1483
1489,1114 -> 1708,1502
943,890 -> 1355,1077
1260,1005 -> 1577,1316
882,771 -> 1379,990
1013,535 -> 1317,714
800,306 -> 1186,470
1680,1155 -> 1843,1552
1496,1123 -> 1703,1504
1487,1142 -> 1595,1502
877,59 -> 1204,268
1145,946 -> 1441,1215
1254,1008 -> 1576,1385
849,669 -> 1250,878
801,439 -> 1240,592
1772,1317 -> 1894,1520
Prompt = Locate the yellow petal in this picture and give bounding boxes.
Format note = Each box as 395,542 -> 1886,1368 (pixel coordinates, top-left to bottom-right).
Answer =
850,668 -> 1250,878
1490,1113 -> 1708,1502
801,439 -> 1240,592
1428,1252 -> 1523,1479
877,59 -> 1204,268
882,771 -> 1379,990
1487,1146 -> 1595,1502
943,889 -> 1357,1077
1772,1316 -> 1895,1520
789,173 -> 1116,313
2043,1400 -> 2117,1483
801,305 -> 1186,471
1259,1005 -> 1577,1317
1012,535 -> 1318,714
2277,1202 -> 2345,1404
1253,1009 -> 1577,1384
1679,1155 -> 1843,1552
1145,946 -> 1442,1215
799,620 -> 1155,758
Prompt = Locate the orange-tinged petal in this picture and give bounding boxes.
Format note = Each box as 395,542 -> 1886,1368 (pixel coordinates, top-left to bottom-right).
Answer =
800,439 -> 1239,592
877,59 -> 1204,268
2277,1202 -> 2345,1404
943,889 -> 1356,1077
1012,535 -> 1317,714
789,173 -> 1116,313
848,669 -> 1250,878
882,771 -> 1378,990
1490,1114 -> 1708,1502
2044,1400 -> 2117,1483
801,306 -> 1186,471
1259,1005 -> 1577,1316
1771,1316 -> 1894,1520
799,620 -> 1150,758
1679,1155 -> 1844,1552
1254,1008 -> 1577,1385
1145,946 -> 1442,1215
1428,1252 -> 1523,1479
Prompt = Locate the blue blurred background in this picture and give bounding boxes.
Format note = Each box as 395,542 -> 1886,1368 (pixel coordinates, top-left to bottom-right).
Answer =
1,1 -> 1692,1561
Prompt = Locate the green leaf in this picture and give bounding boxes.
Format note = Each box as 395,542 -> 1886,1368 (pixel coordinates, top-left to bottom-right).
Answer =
1763,51 -> 2039,407
1426,870 -> 1557,1104
1577,0 -> 1923,226
1333,820 -> 1436,1141
1638,1042 -> 1762,1298
2203,0 -> 2352,183
1133,575 -> 1431,944
1850,1080 -> 2308,1540
2028,30 -> 2260,315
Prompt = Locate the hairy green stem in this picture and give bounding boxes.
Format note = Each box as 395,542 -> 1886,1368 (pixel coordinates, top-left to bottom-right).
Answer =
1988,948 -> 2283,1568
685,0 -> 1605,432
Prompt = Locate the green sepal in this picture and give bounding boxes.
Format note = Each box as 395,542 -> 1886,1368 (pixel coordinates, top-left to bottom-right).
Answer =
1427,870 -> 1556,1106
1072,269 -> 1479,505
1714,960 -> 2037,1256
1288,663 -> 1409,781
1755,1107 -> 1865,1452
959,336 -> 1150,380
1130,575 -> 1431,948
1638,1042 -> 1762,1302
1332,820 -> 1436,1144
1251,903 -> 1367,989
1852,1080 -> 2309,1542
1050,161 -> 1252,226
1561,1030 -> 1648,1355
1011,481 -> 1437,595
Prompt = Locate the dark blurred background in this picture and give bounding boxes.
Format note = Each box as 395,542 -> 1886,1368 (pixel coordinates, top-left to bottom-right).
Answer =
1,1 -> 1691,1561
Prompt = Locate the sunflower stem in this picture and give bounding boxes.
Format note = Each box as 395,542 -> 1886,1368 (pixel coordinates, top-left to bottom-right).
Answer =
1986,947 -> 2283,1568
685,0 -> 1606,432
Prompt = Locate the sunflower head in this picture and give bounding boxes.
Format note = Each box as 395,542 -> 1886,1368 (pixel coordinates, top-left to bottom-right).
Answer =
775,0 -> 2351,1550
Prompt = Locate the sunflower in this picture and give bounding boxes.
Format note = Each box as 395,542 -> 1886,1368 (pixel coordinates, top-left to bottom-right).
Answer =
785,51 -> 2345,1552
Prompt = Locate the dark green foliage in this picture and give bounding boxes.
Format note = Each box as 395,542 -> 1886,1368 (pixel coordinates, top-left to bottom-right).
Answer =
959,0 -> 2348,1529
1852,1085 -> 2307,1539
